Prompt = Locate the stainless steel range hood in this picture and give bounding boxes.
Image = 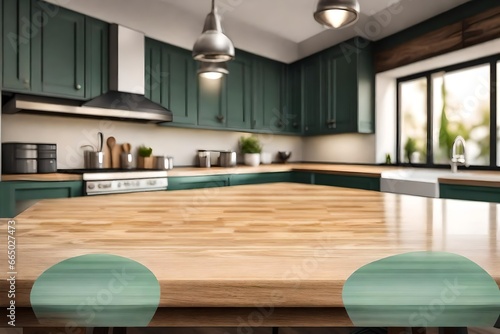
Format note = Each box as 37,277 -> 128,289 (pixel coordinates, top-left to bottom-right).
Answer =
3,25 -> 173,123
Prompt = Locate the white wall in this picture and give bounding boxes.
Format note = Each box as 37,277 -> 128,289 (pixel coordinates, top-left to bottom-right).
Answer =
45,0 -> 299,64
302,134 -> 376,164
1,114 -> 302,169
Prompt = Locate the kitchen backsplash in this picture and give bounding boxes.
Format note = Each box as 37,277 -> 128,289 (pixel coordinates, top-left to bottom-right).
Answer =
302,134 -> 376,164
1,114 -> 303,169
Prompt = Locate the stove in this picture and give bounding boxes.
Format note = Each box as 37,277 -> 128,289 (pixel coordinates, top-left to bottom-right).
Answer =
58,169 -> 168,195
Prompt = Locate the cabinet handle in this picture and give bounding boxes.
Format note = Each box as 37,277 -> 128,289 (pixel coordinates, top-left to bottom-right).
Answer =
293,122 -> 299,128
216,115 -> 225,123
23,79 -> 29,87
326,120 -> 336,129
276,120 -> 284,129
76,84 -> 82,90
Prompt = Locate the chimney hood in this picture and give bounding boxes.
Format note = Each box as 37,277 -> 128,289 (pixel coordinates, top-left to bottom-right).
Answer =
3,24 -> 173,123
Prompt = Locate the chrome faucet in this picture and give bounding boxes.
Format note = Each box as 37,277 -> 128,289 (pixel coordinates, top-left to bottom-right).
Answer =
450,135 -> 468,173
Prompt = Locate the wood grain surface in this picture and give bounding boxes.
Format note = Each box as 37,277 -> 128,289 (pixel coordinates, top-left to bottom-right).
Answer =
1,183 -> 498,313
375,22 -> 463,73
463,6 -> 500,47
0,173 -> 83,181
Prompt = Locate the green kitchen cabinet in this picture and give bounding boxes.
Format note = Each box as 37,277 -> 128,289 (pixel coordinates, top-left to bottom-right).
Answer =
145,38 -> 198,126
0,181 -> 83,218
223,51 -> 253,129
291,171 -> 314,184
31,1 -> 86,99
286,62 -> 303,134
167,175 -> 231,191
302,53 -> 324,135
198,52 -> 253,130
439,184 -> 500,203
230,172 -> 292,186
253,57 -> 289,133
2,0 -> 31,92
85,17 -> 109,99
303,37 -> 375,136
2,0 -> 108,99
314,173 -> 380,191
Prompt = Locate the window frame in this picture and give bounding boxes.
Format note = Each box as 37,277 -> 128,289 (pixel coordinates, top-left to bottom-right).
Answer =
396,54 -> 499,170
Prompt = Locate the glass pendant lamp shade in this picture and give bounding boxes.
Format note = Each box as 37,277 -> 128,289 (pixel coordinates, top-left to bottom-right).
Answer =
198,61 -> 229,80
314,0 -> 360,29
193,0 -> 235,62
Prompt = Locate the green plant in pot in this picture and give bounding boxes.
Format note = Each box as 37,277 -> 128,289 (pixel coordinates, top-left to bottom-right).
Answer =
240,136 -> 262,167
138,146 -> 154,169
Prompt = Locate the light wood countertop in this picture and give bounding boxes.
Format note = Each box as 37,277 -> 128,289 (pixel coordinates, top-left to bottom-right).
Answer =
2,183 -> 499,311
1,173 -> 83,181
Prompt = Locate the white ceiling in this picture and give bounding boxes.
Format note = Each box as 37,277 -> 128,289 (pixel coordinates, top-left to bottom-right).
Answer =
47,0 -> 471,63
157,0 -> 470,44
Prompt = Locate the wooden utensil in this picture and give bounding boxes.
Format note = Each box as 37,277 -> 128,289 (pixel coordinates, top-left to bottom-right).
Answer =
106,137 -> 120,168
122,143 -> 131,154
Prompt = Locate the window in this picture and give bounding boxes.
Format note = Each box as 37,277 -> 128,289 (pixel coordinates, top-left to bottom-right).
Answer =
398,57 -> 498,168
399,78 -> 427,164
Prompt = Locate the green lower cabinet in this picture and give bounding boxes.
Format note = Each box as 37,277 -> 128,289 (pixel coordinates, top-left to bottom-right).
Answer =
167,175 -> 231,191
0,181 -> 83,218
230,172 -> 292,186
291,171 -> 314,184
314,173 -> 380,191
439,184 -> 500,203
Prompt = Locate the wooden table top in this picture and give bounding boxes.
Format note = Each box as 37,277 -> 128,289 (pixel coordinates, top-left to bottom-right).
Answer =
1,183 -> 499,310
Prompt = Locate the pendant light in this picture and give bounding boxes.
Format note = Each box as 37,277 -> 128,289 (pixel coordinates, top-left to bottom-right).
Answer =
314,0 -> 360,29
198,61 -> 229,80
193,0 -> 235,62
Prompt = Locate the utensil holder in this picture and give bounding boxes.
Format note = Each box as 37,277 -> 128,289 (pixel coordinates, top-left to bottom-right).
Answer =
120,153 -> 134,169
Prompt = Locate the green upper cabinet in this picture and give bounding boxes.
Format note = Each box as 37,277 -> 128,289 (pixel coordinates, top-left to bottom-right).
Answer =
145,38 -> 197,126
197,71 -> 225,128
31,1 -> 86,99
223,53 -> 252,130
302,53 -> 323,135
2,0 -> 31,91
85,17 -> 109,99
286,62 -> 303,134
2,0 -> 108,99
303,37 -> 375,136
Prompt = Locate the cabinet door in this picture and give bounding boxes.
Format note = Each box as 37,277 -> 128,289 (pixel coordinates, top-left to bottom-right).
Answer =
168,176 -> 230,191
31,2 -> 85,99
263,60 -> 286,132
145,39 -> 198,126
198,75 -> 225,128
85,17 -> 108,99
230,172 -> 292,186
2,0 -> 31,92
168,48 -> 198,125
224,55 -> 252,129
287,62 -> 303,134
302,56 -> 323,135
324,50 -> 357,133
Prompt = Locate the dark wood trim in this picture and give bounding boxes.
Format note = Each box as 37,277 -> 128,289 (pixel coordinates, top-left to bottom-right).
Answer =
375,22 -> 463,73
375,6 -> 500,73
463,6 -> 500,47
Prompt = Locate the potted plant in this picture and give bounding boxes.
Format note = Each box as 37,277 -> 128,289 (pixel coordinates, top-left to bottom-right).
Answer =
240,136 -> 262,166
137,146 -> 154,169
404,137 -> 417,164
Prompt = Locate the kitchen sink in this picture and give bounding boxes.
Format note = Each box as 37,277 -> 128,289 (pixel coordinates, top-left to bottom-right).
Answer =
380,169 -> 489,198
